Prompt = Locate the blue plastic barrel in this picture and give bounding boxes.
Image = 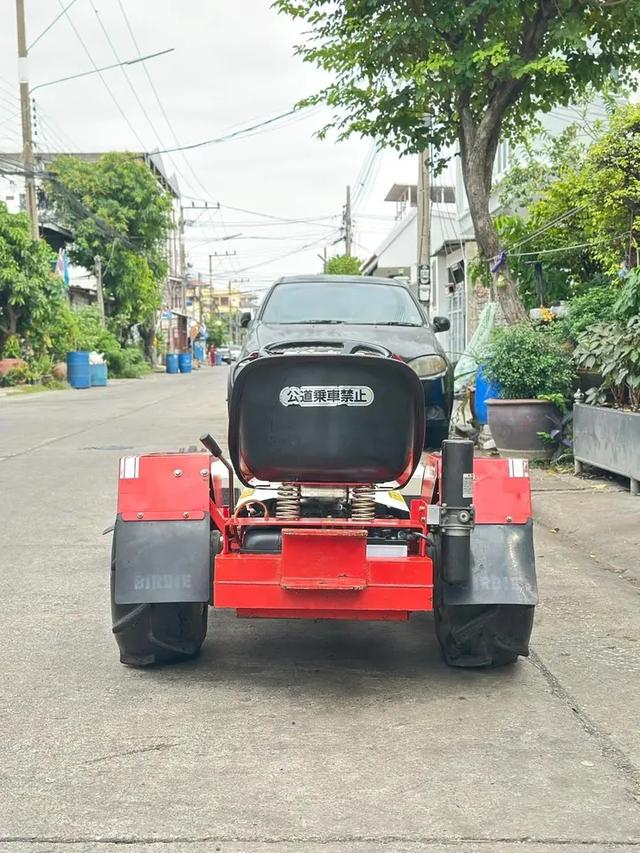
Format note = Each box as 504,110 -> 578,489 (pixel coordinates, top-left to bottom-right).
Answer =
166,353 -> 179,374
475,366 -> 501,424
67,351 -> 91,389
90,362 -> 108,387
178,352 -> 192,374
215,352 -> 222,366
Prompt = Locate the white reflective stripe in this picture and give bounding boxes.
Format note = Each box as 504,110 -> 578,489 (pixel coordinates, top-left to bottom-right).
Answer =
366,544 -> 408,558
119,456 -> 139,479
508,459 -> 529,478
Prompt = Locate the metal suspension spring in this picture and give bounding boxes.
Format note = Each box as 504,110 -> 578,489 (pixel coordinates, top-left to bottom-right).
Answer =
351,485 -> 376,521
276,483 -> 301,519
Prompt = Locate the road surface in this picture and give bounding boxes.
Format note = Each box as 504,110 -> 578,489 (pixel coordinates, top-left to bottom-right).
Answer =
1,368 -> 639,852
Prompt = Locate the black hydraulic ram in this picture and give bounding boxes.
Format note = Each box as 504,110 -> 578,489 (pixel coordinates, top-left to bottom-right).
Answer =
440,439 -> 475,586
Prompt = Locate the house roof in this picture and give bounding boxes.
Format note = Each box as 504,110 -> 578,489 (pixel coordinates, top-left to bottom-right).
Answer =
385,183 -> 417,203
0,151 -> 180,198
362,208 -> 417,275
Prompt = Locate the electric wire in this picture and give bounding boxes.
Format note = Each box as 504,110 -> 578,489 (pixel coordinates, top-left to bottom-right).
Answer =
85,0 -> 198,205
114,0 -> 208,202
56,0 -> 149,151
28,0 -> 81,51
148,108 -> 306,155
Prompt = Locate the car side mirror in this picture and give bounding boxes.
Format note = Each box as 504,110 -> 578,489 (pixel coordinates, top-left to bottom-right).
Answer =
240,312 -> 252,329
433,316 -> 450,333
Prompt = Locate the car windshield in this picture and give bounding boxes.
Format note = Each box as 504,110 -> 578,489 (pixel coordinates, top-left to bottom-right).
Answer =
260,280 -> 424,326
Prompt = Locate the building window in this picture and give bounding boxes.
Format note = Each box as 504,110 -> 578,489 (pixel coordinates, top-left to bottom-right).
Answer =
495,140 -> 511,178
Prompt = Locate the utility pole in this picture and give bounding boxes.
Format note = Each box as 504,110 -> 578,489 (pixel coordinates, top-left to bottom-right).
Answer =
416,147 -> 432,304
16,0 -> 38,239
227,280 -> 233,345
344,185 -> 352,256
95,254 -> 105,320
179,205 -> 186,312
208,253 -> 216,320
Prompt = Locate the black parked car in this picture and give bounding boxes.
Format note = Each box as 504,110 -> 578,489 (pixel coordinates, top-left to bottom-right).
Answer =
230,274 -> 453,448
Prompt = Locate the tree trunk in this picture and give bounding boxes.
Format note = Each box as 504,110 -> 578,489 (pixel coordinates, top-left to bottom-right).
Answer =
7,305 -> 19,334
140,321 -> 157,366
459,111 -> 528,325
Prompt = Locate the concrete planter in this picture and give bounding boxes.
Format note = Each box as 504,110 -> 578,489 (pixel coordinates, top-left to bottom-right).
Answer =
487,399 -> 559,461
574,403 -> 640,496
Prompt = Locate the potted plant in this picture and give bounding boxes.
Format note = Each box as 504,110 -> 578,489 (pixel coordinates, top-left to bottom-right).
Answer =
479,323 -> 576,460
573,316 -> 640,495
0,335 -> 27,378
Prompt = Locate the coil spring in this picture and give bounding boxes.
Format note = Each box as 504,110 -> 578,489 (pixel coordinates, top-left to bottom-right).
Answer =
351,485 -> 376,520
276,483 -> 301,519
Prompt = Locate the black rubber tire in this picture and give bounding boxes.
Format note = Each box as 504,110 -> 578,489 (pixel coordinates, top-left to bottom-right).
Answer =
110,537 -> 208,668
431,535 -> 534,668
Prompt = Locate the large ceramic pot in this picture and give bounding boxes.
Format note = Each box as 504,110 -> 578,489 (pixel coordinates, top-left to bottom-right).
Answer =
0,357 -> 27,377
487,399 -> 560,461
52,361 -> 68,381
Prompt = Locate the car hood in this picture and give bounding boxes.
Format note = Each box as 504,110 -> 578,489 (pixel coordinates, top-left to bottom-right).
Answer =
245,322 -> 445,362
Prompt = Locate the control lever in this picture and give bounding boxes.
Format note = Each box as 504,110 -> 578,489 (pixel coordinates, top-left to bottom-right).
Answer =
200,433 -> 236,514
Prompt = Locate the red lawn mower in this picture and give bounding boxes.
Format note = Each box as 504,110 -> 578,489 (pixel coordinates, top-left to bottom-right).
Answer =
110,348 -> 537,668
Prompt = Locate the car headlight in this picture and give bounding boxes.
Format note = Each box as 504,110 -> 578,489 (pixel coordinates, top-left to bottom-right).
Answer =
409,355 -> 448,378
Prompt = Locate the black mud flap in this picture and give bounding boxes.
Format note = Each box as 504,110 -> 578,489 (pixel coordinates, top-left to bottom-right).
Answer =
114,515 -> 211,604
443,520 -> 538,606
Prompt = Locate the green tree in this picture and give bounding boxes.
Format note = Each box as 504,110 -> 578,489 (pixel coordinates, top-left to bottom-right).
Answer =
581,104 -> 640,273
46,153 -> 173,353
494,103 -> 640,306
324,254 -> 362,275
204,315 -> 229,348
275,0 -> 640,323
0,203 -> 61,355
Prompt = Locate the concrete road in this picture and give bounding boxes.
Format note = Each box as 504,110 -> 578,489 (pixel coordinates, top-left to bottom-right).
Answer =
1,368 -> 639,853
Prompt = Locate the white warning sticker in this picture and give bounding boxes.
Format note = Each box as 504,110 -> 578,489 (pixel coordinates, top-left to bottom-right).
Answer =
279,385 -> 374,407
462,472 -> 474,498
508,459 -> 529,478
119,456 -> 139,479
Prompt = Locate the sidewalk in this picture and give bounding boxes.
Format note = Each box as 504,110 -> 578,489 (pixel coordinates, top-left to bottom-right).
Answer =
531,466 -> 640,586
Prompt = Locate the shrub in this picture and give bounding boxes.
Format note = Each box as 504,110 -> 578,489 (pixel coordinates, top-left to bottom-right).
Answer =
106,346 -> 150,379
565,284 -> 618,342
1,335 -> 21,359
613,268 -> 640,321
574,316 -> 640,410
31,354 -> 54,379
480,323 -> 576,400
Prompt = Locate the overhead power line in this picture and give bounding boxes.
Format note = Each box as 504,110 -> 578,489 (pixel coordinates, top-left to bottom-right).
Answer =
28,0 -> 80,51
150,108 -> 303,155
116,0 -> 212,202
30,48 -> 174,93
87,0 -> 173,158
56,0 -> 148,150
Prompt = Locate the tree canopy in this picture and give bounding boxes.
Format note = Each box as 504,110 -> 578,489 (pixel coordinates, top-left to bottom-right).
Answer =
275,0 -> 640,322
46,153 -> 173,341
494,103 -> 640,307
324,254 -> 362,275
0,203 -> 61,355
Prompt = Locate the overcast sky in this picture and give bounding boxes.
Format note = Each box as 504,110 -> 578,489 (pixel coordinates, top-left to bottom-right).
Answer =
0,0 -> 419,297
